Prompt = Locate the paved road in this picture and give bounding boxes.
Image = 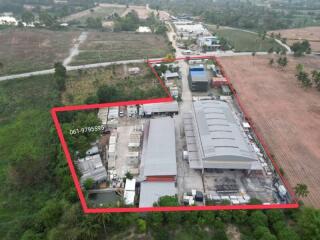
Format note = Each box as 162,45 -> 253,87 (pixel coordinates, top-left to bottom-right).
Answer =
0,59 -> 148,82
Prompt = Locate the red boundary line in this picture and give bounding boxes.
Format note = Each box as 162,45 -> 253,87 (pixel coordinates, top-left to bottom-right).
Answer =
51,57 -> 298,213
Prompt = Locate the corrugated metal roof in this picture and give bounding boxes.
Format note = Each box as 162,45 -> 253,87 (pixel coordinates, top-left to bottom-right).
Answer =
142,101 -> 179,115
184,100 -> 262,170
77,154 -> 107,183
139,182 -> 177,207
190,70 -> 208,83
142,118 -> 177,177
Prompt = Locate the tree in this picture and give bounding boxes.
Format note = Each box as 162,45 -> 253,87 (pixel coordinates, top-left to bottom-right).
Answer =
21,11 -> 34,24
54,62 -> 67,78
34,200 -> 63,231
137,219 -> 147,233
97,85 -> 120,103
268,47 -> 274,54
277,228 -> 300,240
298,208 -> 320,240
277,56 -> 288,68
311,70 -> 320,90
294,183 -> 309,198
269,58 -> 274,66
86,17 -> 102,29
156,195 -> 179,206
291,40 -> 311,57
39,12 -> 56,27
83,178 -> 95,190
296,63 -> 304,73
54,62 -> 67,91
125,171 -> 133,180
249,211 -> 268,228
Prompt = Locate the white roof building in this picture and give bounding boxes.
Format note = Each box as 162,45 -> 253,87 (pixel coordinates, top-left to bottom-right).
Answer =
136,26 -> 152,33
0,16 -> 18,25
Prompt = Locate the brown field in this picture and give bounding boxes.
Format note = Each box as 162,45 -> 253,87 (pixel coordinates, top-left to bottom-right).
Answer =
0,29 -> 80,75
219,55 -> 320,207
121,5 -> 152,19
269,27 -> 320,52
62,4 -> 126,23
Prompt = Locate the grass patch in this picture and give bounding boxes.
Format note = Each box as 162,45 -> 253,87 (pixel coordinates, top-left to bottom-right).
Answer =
0,75 -> 59,123
62,63 -> 167,105
71,32 -> 172,65
207,25 -> 283,52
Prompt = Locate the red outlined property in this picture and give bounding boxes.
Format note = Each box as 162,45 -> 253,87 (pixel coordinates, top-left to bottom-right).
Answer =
51,56 -> 299,213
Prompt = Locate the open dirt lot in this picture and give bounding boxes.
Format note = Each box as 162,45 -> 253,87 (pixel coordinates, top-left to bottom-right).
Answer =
218,55 -> 320,207
269,27 -> 320,52
62,4 -> 126,23
0,29 -> 80,75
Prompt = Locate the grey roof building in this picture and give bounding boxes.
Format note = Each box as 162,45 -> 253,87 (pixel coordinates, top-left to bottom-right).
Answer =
139,182 -> 177,207
141,117 -> 177,177
77,154 -> 108,184
142,101 -> 179,116
184,100 -> 262,170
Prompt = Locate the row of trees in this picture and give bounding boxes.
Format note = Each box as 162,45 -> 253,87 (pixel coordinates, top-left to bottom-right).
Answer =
296,64 -> 320,89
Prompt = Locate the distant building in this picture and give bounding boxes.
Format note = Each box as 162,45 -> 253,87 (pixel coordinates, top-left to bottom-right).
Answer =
0,16 -> 17,25
136,26 -> 151,33
197,36 -> 220,51
128,67 -> 140,75
163,70 -> 179,81
188,64 -> 208,92
183,100 -> 262,171
221,85 -> 232,96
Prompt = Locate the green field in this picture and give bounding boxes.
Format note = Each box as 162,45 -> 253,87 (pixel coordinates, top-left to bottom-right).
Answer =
71,32 -> 173,65
62,63 -> 167,105
207,25 -> 283,52
0,29 -> 80,76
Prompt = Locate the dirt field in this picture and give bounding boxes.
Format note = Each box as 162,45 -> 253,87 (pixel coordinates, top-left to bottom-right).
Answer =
218,55 -> 320,207
269,27 -> 320,52
0,29 -> 80,75
120,4 -> 151,19
71,32 -> 172,65
62,4 -> 126,23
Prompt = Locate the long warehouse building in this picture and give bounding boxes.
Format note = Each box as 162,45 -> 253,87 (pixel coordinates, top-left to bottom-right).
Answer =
139,117 -> 177,207
184,100 -> 262,171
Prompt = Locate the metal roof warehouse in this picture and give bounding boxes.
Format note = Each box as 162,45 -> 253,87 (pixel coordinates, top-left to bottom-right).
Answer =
141,117 -> 177,178
184,100 -> 262,171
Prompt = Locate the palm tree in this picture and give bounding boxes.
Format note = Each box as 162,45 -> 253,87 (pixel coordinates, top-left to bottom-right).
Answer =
294,183 -> 309,198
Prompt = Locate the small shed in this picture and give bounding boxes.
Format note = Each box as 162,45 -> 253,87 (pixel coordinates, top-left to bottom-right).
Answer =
128,67 -> 140,75
221,85 -> 232,95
